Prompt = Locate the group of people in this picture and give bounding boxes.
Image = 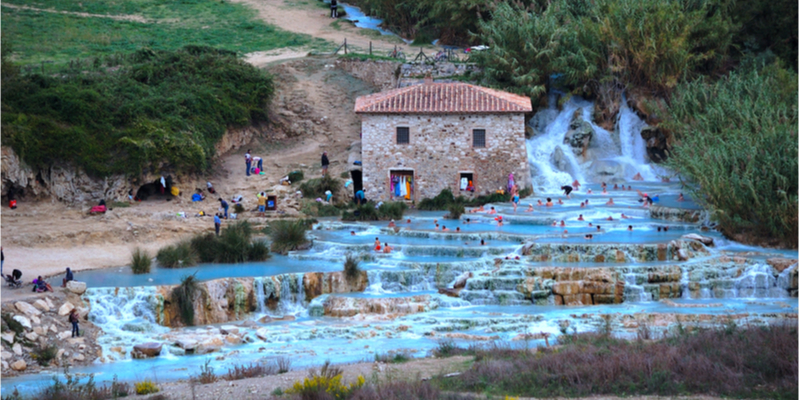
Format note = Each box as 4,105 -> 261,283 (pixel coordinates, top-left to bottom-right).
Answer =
244,149 -> 264,177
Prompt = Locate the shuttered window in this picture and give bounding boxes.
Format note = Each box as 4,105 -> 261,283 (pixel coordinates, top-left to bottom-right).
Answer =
396,127 -> 410,144
473,129 -> 486,148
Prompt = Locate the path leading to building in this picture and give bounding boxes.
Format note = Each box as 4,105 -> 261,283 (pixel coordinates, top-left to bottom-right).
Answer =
232,0 -> 420,58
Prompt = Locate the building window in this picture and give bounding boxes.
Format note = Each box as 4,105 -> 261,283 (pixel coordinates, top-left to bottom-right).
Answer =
472,129 -> 486,148
396,127 -> 410,144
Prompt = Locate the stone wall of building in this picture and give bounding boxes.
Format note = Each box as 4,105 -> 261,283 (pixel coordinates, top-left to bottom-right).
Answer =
360,113 -> 532,202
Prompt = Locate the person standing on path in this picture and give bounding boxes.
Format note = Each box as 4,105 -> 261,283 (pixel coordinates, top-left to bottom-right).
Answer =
218,198 -> 229,219
257,193 -> 267,217
1,247 -> 4,277
321,152 -> 330,176
214,213 -> 222,236
245,149 -> 252,176
330,0 -> 338,18
69,309 -> 80,338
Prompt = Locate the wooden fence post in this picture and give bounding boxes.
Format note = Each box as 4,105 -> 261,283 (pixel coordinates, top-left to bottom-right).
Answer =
369,41 -> 372,55
344,38 -> 347,55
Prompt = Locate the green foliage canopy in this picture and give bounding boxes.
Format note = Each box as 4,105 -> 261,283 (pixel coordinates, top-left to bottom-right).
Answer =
1,46 -> 274,177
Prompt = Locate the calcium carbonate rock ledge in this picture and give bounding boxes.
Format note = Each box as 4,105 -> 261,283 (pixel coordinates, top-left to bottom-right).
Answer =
649,204 -> 709,223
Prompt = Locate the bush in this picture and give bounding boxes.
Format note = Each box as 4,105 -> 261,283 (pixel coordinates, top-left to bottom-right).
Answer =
276,356 -> 293,374
301,200 -> 342,217
193,359 -> 217,384
2,313 -> 24,335
171,274 -> 199,326
418,188 -> 456,210
299,175 -> 341,200
288,170 -> 304,183
344,253 -> 361,282
33,344 -> 59,366
188,222 -> 270,263
134,380 -> 159,395
223,361 -> 277,381
663,63 -> 798,247
233,203 -> 245,214
418,188 -> 512,212
286,361 -> 364,399
267,220 -> 310,254
341,201 -> 407,221
130,247 -> 151,274
1,47 -> 275,177
156,240 -> 197,268
437,325 -> 798,399
445,203 -> 465,219
35,365 -> 128,400
374,352 -> 410,364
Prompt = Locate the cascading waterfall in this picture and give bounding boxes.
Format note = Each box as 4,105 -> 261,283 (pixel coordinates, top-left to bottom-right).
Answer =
526,92 -> 665,192
86,287 -> 168,360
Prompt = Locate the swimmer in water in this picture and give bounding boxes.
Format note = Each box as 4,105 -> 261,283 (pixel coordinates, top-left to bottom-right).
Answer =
525,204 -> 534,212
627,225 -> 633,231
545,198 -> 553,207
677,193 -> 685,202
621,213 -> 630,219
613,184 -> 619,190
557,198 -> 564,205
587,188 -> 593,194
584,234 -> 593,240
350,231 -> 356,236
606,216 -> 613,221
559,220 -> 566,227
596,225 -> 601,231
537,199 -> 544,206
456,227 -> 461,233
470,205 -> 485,213
577,214 -> 584,221
442,226 -> 449,232
480,239 -> 486,245
580,202 -> 585,208
435,224 -> 440,230
632,172 -> 644,181
606,198 -> 614,206
407,218 -> 411,223
388,219 -> 396,228
488,207 -> 497,215
383,243 -> 392,253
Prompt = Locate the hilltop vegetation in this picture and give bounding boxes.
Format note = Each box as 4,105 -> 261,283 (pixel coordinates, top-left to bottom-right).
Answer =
1,46 -> 274,177
1,0 -> 329,67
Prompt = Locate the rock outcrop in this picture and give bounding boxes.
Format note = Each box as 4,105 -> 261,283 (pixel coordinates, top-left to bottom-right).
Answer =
563,109 -> 594,157
640,126 -> 669,163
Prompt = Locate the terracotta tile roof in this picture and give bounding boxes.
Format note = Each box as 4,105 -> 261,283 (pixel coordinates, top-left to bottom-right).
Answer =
354,82 -> 532,114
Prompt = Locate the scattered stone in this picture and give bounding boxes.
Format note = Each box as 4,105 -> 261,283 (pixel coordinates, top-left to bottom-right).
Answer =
255,328 -> 269,341
58,331 -> 72,340
12,315 -> 31,330
175,339 -> 198,353
437,288 -> 460,298
33,299 -> 50,312
681,233 -> 714,246
73,353 -> 85,361
66,281 -> 87,295
2,351 -> 12,360
24,332 -> 38,342
12,343 -> 22,356
110,346 -> 126,355
11,359 -> 27,371
15,302 -> 41,317
33,326 -> 44,336
2,332 -> 15,344
133,342 -> 163,358
58,302 -> 75,316
44,297 -> 55,310
2,361 -> 7,370
56,349 -> 65,359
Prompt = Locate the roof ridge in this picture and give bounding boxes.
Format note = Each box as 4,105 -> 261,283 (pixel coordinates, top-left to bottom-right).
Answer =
354,82 -> 531,114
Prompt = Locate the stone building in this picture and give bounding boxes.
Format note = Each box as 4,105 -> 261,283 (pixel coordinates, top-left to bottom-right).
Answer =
354,80 -> 532,202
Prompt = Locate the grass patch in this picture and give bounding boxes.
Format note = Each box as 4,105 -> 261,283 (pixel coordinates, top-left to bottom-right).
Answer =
1,0 -> 331,67
223,361 -> 278,381
171,273 -> 199,326
417,188 -> 532,211
374,352 -> 410,363
130,247 -> 151,274
341,201 -> 407,221
266,219 -> 310,254
301,199 -> 342,217
2,46 -> 274,177
434,325 -> 798,399
159,221 -> 269,267
343,253 -> 361,282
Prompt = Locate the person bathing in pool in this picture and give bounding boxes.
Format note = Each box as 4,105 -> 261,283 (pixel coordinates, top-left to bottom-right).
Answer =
488,207 -> 497,214
545,198 -> 553,207
525,204 -> 534,212
470,205 -> 485,213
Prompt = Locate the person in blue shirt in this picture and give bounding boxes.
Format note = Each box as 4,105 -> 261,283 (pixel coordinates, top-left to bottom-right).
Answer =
214,213 -> 222,236
218,198 -> 229,218
354,190 -> 366,205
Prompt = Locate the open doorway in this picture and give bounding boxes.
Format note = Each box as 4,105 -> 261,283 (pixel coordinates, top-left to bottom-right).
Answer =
389,169 -> 415,201
350,170 -> 363,199
459,172 -> 475,193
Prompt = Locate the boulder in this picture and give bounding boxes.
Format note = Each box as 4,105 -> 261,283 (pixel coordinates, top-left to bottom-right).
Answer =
640,126 -> 668,163
452,272 -> 473,289
257,315 -> 273,324
44,297 -> 55,310
58,302 -> 75,316
12,315 -> 31,330
196,337 -> 223,354
681,233 -> 714,247
133,342 -> 162,358
677,249 -> 689,261
587,159 -> 629,182
10,359 -> 26,371
767,258 -> 797,274
33,300 -> 50,312
24,332 -> 38,342
219,325 -> 240,335
58,331 -> 72,340
437,288 -> 461,298
12,343 -> 22,356
255,328 -> 270,341
66,281 -> 87,295
175,339 -> 198,352
564,109 -> 594,156
15,302 -> 41,317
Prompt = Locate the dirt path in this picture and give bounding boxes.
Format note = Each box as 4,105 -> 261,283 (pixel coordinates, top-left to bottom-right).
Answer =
0,3 -> 148,22
232,0 -> 422,56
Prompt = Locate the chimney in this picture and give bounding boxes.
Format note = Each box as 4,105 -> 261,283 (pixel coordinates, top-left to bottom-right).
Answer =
424,73 -> 433,84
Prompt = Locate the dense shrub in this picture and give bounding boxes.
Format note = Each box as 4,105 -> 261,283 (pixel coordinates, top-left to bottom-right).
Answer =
445,203 -> 465,219
344,253 -> 361,282
267,220 -> 310,254
437,324 -> 798,399
134,380 -> 159,395
130,247 -> 151,274
172,274 -> 199,326
663,63 -> 798,247
1,46 -> 274,177
156,240 -> 197,269
288,170 -> 304,183
301,200 -> 342,217
417,188 -> 517,212
33,344 -> 59,366
300,175 -> 341,200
